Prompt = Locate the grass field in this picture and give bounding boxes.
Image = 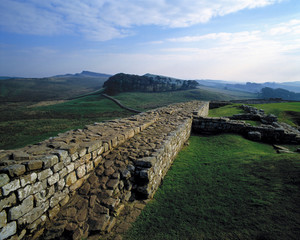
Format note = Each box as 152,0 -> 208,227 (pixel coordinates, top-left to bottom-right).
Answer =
115,88 -> 255,111
125,134 -> 300,240
209,102 -> 300,127
0,87 -> 255,150
0,95 -> 131,149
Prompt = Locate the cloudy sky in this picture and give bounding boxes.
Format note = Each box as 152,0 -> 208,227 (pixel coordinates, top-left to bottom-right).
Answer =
0,0 -> 300,82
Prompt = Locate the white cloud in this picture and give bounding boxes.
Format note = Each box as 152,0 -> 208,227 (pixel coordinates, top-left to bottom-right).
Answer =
0,0 -> 282,41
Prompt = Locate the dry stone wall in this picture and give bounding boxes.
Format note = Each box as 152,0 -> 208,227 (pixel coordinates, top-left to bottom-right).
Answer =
0,101 -> 209,240
193,116 -> 300,144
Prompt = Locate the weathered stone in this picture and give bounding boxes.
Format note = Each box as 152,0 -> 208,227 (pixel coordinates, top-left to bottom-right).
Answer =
20,172 -> 37,187
25,160 -> 43,171
48,205 -> 60,220
77,207 -> 88,222
88,214 -> 110,231
52,150 -> 68,161
70,177 -> 86,192
0,210 -> 7,228
0,174 -> 9,187
18,201 -> 49,225
2,179 -> 21,196
93,203 -> 109,215
2,164 -> 26,177
48,173 -> 59,185
106,217 -> 117,232
58,168 -> 68,179
50,191 -> 67,208
38,168 -> 53,181
34,185 -> 55,205
12,151 -> 29,161
76,164 -> 86,178
0,221 -> 17,240
63,207 -> 77,218
89,195 -> 97,208
59,195 -> 70,207
95,165 -> 105,176
41,155 -> 59,169
57,178 -> 65,191
106,179 -> 119,190
0,193 -> 16,211
101,197 -> 120,210
247,131 -> 262,141
94,155 -> 103,167
9,195 -> 34,220
105,167 -> 115,176
135,157 -> 157,168
53,162 -> 64,172
66,163 -> 75,173
79,182 -> 90,195
17,184 -> 33,201
65,171 -> 77,187
86,161 -> 94,173
104,160 -> 114,169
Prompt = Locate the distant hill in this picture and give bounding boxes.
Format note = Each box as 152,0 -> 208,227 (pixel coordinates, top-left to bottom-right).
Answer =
225,81 -> 300,93
53,71 -> 111,78
259,87 -> 300,101
0,71 -> 111,102
103,73 -> 199,95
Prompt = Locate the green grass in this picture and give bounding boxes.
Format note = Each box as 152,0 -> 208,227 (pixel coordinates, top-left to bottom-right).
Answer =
208,104 -> 244,117
0,95 -> 132,149
251,102 -> 300,127
125,134 -> 300,240
114,88 -> 255,111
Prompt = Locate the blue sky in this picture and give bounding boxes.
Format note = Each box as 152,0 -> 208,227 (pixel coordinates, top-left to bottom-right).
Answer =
0,0 -> 300,82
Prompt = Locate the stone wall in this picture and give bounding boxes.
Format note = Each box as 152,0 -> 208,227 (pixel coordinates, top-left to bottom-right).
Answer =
0,101 -> 209,240
192,116 -> 300,144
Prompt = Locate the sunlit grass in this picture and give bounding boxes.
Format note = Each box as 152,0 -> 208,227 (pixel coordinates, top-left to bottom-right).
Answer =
125,134 -> 300,240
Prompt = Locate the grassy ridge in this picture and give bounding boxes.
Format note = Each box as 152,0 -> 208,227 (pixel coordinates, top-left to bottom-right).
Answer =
125,134 -> 300,240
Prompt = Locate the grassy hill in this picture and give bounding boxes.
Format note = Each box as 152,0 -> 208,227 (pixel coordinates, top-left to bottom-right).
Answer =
0,75 -> 109,102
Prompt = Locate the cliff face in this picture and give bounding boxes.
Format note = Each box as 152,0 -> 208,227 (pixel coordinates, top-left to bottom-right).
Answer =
103,73 -> 199,95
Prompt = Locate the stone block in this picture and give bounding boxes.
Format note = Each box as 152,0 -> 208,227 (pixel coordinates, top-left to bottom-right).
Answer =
38,168 -> 53,181
66,163 -> 75,173
101,197 -> 120,210
94,155 -> 103,167
106,179 -> 119,190
57,178 -> 65,191
86,161 -> 94,173
65,171 -> 77,187
88,214 -> 110,231
41,155 -> 58,169
25,160 -> 43,171
59,167 -> 68,178
12,151 -> 29,161
17,184 -> 33,201
52,150 -> 68,161
2,179 -> 20,196
34,185 -> 55,205
76,165 -> 86,178
48,173 -> 59,186
70,177 -> 86,192
71,152 -> 79,161
20,172 -> 37,187
0,221 -> 17,240
18,201 -> 49,225
0,174 -> 9,187
0,193 -> 16,212
0,210 -> 7,228
8,195 -> 34,220
49,205 -> 60,220
59,195 -> 70,207
53,162 -> 64,173
50,191 -> 67,208
1,164 -> 26,177
135,157 -> 157,168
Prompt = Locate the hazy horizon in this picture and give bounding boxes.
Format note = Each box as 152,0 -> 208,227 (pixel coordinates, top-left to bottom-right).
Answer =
1,0 -> 300,83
